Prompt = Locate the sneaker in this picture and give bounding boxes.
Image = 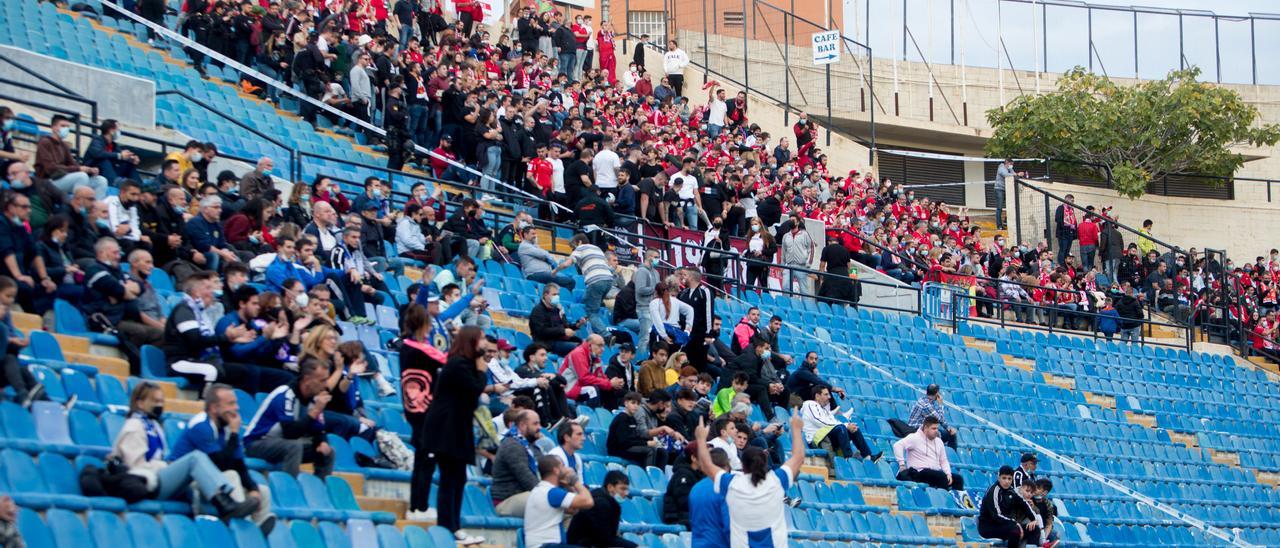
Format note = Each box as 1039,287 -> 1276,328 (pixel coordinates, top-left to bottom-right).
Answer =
349,316 -> 370,325
573,414 -> 591,427
454,531 -> 485,545
784,496 -> 802,508
869,452 -> 883,463
404,508 -> 437,521
21,384 -> 45,410
549,417 -> 568,432
256,514 -> 277,537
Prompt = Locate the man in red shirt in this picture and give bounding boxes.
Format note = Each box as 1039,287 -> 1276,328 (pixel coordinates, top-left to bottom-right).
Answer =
526,145 -> 554,197
1077,212 -> 1100,271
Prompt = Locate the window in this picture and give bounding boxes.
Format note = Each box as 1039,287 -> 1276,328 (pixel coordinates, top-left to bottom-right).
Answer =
626,10 -> 666,41
723,11 -> 745,27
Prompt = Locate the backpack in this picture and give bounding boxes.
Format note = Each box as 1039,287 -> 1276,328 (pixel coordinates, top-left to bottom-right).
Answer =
79,458 -> 152,503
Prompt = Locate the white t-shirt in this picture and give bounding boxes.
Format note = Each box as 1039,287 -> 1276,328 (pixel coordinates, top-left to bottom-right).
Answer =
551,158 -> 566,194
547,446 -> 585,480
524,480 -> 576,548
714,467 -> 794,548
592,148 -> 622,189
708,98 -> 728,126
674,173 -> 699,201
708,436 -> 742,471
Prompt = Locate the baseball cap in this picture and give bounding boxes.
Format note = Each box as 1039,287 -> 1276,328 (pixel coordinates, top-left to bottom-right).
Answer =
1021,453 -> 1039,464
496,339 -> 517,352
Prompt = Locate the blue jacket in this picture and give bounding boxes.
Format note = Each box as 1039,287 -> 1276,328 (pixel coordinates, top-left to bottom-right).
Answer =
171,411 -> 258,491
1098,308 -> 1120,334
265,255 -> 326,292
244,382 -> 325,445
184,214 -> 226,253
215,312 -> 284,364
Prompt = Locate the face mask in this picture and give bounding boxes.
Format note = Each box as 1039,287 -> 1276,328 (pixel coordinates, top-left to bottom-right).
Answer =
188,151 -> 203,162
95,219 -> 109,230
613,494 -> 626,504
760,350 -> 772,361
8,177 -> 27,190
295,293 -> 309,308
0,119 -> 13,131
249,236 -> 260,245
752,224 -> 761,233
650,258 -> 660,268
373,189 -> 384,199
302,195 -> 311,204
149,404 -> 164,420
549,295 -> 561,307
56,126 -> 71,140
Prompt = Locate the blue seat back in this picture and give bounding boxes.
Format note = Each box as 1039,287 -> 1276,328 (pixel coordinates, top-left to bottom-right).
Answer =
2,449 -> 47,493
289,520 -> 325,548
229,518 -> 269,548
31,400 -> 73,444
140,344 -> 169,380
30,329 -> 67,361
325,474 -> 361,511
296,472 -> 337,510
267,471 -> 309,509
126,512 -> 172,548
194,517 -> 238,548
96,374 -> 128,408
61,368 -> 100,404
89,510 -> 129,548
54,299 -> 89,334
38,452 -> 83,496
47,508 -> 92,548
69,408 -> 110,447
377,524 -> 408,548
29,364 -> 68,401
16,508 -> 55,548
317,521 -> 353,548
427,526 -> 457,548
162,515 -> 203,548
402,525 -> 434,548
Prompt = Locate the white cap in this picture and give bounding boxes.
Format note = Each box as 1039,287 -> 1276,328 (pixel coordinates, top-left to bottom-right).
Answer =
357,34 -> 373,47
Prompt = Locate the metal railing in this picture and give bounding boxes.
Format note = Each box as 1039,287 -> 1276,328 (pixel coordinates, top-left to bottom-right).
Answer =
952,289 -> 1193,351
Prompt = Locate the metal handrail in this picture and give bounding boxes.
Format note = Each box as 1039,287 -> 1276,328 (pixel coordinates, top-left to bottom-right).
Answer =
0,52 -> 93,117
0,76 -> 98,125
155,89 -> 295,176
953,289 -> 1193,351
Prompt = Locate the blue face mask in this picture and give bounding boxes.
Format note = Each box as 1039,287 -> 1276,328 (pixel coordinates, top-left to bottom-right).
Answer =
373,189 -> 384,199
549,295 -> 561,307
760,350 -> 772,361
752,224 -> 761,232
249,236 -> 260,245
56,126 -> 71,140
613,494 -> 626,504
95,218 -> 109,229
1,119 -> 13,131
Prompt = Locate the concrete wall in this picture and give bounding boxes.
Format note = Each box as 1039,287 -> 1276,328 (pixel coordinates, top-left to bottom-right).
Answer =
1009,179 -> 1280,263
0,45 -> 155,128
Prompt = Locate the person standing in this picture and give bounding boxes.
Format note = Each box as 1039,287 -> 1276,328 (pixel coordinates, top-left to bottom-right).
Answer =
399,305 -> 448,522
632,34 -> 649,72
416,326 -> 488,545
555,235 -> 614,337
1076,213 -> 1100,270
633,248 -> 661,358
993,159 -> 1024,230
781,214 -> 816,298
1052,194 -> 1078,265
677,268 -> 716,373
693,412 -> 806,547
662,40 -> 690,97
1099,220 -> 1125,284
597,21 -> 617,84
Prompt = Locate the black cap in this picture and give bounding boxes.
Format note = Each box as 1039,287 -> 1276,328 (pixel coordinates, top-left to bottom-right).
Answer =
1021,453 -> 1039,464
617,342 -> 635,353
361,201 -> 380,211
998,465 -> 1015,476
217,170 -> 238,183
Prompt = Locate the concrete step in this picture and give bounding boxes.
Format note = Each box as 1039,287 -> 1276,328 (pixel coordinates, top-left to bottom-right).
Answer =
166,398 -> 204,415
336,471 -> 365,495
13,312 -> 42,332
1083,391 -> 1116,409
66,352 -> 130,378
799,464 -> 829,482
1000,354 -> 1035,372
1209,449 -> 1241,467
359,495 -> 408,517
54,334 -> 91,354
395,518 -> 436,530
1124,411 -> 1157,429
404,266 -> 426,282
1042,373 -> 1075,391
859,484 -> 896,510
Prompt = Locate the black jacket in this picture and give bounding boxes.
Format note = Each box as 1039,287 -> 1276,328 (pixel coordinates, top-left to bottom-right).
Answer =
606,411 -> 648,457
575,191 -> 614,228
1099,226 -> 1125,261
677,285 -> 715,340
420,355 -> 487,460
785,363 -> 826,401
1114,294 -> 1144,329
529,302 -> 572,346
661,461 -> 702,526
978,482 -> 1020,530
722,350 -> 766,389
566,488 -> 628,547
442,211 -> 491,241
162,300 -> 225,363
553,25 -> 577,51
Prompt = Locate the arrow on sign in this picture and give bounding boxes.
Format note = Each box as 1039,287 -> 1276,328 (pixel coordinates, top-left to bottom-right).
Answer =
816,54 -> 837,61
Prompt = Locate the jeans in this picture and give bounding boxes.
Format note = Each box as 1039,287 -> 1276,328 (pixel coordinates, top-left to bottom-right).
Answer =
1054,303 -> 1079,329
582,279 -> 613,336
1104,259 -> 1119,284
785,267 -> 812,297
558,52 -> 577,79
323,410 -> 376,442
707,124 -> 723,139
482,146 -> 502,192
574,49 -> 587,81
896,467 -> 964,491
824,424 -> 875,459
409,104 -> 431,145
52,172 -> 109,199
246,436 -> 336,477
635,302 -> 653,357
681,202 -> 699,229
398,22 -> 414,50
1119,327 -> 1140,343
1056,235 -> 1074,265
156,451 -> 233,501
1080,245 -> 1097,270
526,271 -> 576,290
94,159 -> 136,186
993,187 -> 1005,228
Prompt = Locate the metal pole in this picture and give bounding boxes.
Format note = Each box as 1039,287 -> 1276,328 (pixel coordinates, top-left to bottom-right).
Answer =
1087,8 -> 1092,73
1041,2 -> 1047,74
624,0 -> 630,54
1214,16 -> 1221,83
1178,14 -> 1184,70
703,0 -> 709,84
902,0 -> 908,60
1132,10 -> 1138,78
743,0 -> 749,92
1251,17 -> 1257,85
784,14 -> 790,125
826,62 -> 832,146
950,0 -> 955,65
869,52 -> 876,166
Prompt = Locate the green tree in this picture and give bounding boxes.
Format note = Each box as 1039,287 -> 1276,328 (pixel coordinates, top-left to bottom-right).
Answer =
985,67 -> 1280,198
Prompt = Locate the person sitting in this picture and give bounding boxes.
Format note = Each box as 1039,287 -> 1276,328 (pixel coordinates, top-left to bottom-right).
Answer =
491,408 -> 545,517
459,295 -> 493,330
978,465 -> 1035,547
243,357 -> 337,477
170,383 -> 276,534
522,454 -> 594,548
603,342 -> 637,410
687,447 -> 732,546
719,336 -> 777,421
492,342 -> 572,426
893,416 -> 967,495
83,119 -> 140,185
713,372 -> 749,418
185,196 -> 241,272
215,286 -> 291,373
517,227 -> 576,289
661,445 -> 702,529
530,283 -> 586,356
566,470 -> 638,548
907,383 -> 959,449
81,237 -> 164,348
606,391 -> 667,467
264,236 -> 324,292
559,334 -> 623,405
636,340 -> 672,397
547,421 -> 586,482
103,179 -> 149,253
163,271 -> 285,393
798,385 -> 881,461
34,114 -> 108,198
706,416 -> 743,472
786,352 -> 846,404
0,285 -> 45,407
648,281 -> 693,350
395,203 -> 434,263
109,381 -> 259,519
331,227 -> 388,325
0,191 -> 53,314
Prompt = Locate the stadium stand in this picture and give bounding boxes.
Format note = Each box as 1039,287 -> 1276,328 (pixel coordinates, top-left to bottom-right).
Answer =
0,0 -> 1277,546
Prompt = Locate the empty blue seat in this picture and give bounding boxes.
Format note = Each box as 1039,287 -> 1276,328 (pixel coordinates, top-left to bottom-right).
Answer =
54,300 -> 119,346
295,472 -> 356,521
317,521 -> 353,548
326,474 -> 396,524
15,507 -> 57,548
125,512 -> 171,548
289,520 -> 326,548
229,518 -> 270,548
140,344 -> 191,389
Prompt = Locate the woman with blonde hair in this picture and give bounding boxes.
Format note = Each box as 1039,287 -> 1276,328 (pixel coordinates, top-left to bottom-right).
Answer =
109,382 -> 260,519
283,181 -> 312,227
299,324 -> 384,445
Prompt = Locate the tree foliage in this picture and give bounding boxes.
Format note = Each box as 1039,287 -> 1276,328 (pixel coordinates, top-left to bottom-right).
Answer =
985,67 -> 1280,198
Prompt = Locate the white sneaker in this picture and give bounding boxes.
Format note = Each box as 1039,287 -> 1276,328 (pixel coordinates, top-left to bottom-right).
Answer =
404,508 -> 437,521
454,531 -> 485,545
574,414 -> 591,427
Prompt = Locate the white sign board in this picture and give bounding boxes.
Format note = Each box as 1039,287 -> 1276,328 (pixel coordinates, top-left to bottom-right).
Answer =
812,30 -> 840,65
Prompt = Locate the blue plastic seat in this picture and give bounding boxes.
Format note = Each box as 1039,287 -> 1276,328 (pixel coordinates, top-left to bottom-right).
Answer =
326,474 -> 396,524
125,512 -> 172,548
376,524 -> 408,548
229,518 -> 270,548
296,472 -> 358,521
54,299 -> 119,346
162,514 -> 202,548
289,520 -> 326,548
140,344 -> 191,389
402,525 -> 434,548
317,521 -> 353,548
15,507 -> 56,548
269,471 -> 330,521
